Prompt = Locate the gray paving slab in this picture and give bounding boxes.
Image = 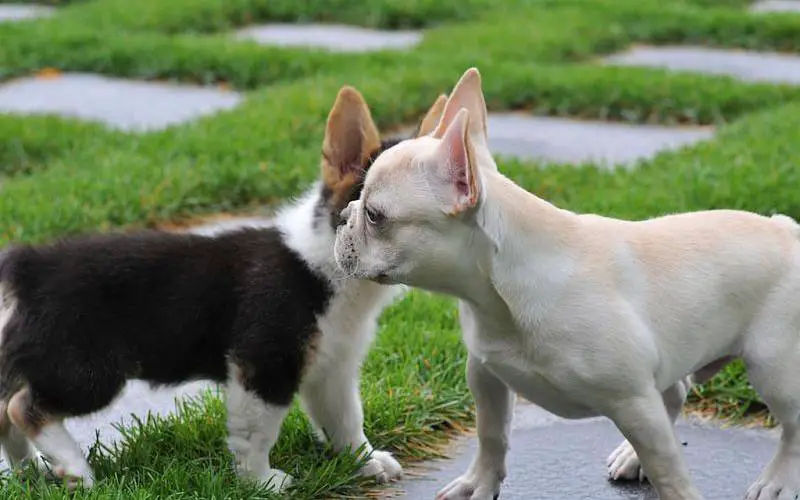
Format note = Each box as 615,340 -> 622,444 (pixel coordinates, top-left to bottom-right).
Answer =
396,403 -> 778,500
751,0 -> 800,12
0,4 -> 54,22
234,23 -> 422,52
65,380 -> 217,451
0,73 -> 242,132
0,380 -> 215,470
487,114 -> 714,168
603,45 -> 800,85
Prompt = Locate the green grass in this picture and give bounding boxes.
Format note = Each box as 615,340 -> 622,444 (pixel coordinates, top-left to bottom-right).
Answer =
0,0 -> 797,496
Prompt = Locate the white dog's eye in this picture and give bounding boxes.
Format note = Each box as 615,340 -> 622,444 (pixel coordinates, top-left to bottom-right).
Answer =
365,206 -> 385,226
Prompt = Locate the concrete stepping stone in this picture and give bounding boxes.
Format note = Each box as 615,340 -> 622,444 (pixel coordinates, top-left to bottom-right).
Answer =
751,0 -> 800,12
234,23 -> 422,52
65,380 -> 217,453
604,45 -> 800,85
0,73 -> 242,132
0,380 -> 215,470
487,113 -> 713,168
0,4 -> 54,22
396,402 -> 777,500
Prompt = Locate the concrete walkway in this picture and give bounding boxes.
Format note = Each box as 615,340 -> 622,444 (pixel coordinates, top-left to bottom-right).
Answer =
0,4 -> 53,22
396,402 -> 777,500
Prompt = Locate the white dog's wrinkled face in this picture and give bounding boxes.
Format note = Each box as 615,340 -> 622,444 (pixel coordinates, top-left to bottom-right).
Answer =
335,138 -> 472,287
334,68 -> 496,291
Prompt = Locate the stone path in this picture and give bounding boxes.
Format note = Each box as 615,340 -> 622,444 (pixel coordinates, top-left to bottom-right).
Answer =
235,23 -> 422,52
751,0 -> 800,13
0,73 -> 242,132
0,4 -> 53,22
0,380 -> 215,470
604,45 -> 800,85
487,114 -> 713,168
394,402 -> 778,500
64,381 -> 216,452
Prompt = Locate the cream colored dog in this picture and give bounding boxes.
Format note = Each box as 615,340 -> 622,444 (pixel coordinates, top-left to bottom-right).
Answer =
334,67 -> 800,500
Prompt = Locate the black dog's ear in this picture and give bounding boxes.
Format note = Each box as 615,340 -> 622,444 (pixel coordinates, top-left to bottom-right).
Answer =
415,94 -> 448,137
322,86 -> 381,180
320,86 -> 382,216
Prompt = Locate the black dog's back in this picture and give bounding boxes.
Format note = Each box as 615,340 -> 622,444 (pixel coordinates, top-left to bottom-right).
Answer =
0,227 -> 332,417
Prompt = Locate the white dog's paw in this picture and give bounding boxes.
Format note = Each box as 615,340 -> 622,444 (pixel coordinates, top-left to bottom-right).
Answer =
745,466 -> 800,500
360,449 -> 403,484
260,468 -> 293,493
607,439 -> 646,482
436,471 -> 502,500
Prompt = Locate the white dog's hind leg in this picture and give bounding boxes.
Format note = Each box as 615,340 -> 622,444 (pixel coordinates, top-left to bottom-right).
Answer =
299,363 -> 402,484
607,378 -> 689,482
603,389 -> 703,500
437,353 -> 514,500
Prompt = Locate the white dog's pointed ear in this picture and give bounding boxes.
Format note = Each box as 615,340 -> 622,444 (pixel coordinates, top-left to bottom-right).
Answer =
432,68 -> 487,145
416,94 -> 448,137
434,108 -> 481,215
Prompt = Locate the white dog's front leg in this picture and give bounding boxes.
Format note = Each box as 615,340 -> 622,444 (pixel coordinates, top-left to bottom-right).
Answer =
604,389 -> 703,500
300,366 -> 402,484
438,353 -> 514,500
607,377 -> 690,482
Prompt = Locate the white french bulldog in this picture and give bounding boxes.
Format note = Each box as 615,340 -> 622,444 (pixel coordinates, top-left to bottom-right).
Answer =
334,67 -> 800,500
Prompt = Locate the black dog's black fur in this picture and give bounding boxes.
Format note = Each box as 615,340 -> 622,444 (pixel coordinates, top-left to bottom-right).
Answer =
0,228 -> 329,415
0,136 -> 401,423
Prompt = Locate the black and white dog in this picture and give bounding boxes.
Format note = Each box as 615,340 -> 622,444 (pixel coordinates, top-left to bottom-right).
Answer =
0,87 -> 447,491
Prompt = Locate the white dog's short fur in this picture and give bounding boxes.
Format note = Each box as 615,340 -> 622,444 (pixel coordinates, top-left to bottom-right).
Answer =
334,68 -> 800,500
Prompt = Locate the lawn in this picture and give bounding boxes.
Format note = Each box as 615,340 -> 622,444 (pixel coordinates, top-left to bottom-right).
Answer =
1,0 -> 799,497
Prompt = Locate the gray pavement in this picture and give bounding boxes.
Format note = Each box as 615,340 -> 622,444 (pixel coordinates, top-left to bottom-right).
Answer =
0,4 -> 53,22
487,114 -> 714,168
0,380 -> 216,469
64,381 -> 217,451
234,23 -> 422,52
0,73 -> 242,132
751,0 -> 800,12
604,45 -> 800,85
396,403 -> 778,500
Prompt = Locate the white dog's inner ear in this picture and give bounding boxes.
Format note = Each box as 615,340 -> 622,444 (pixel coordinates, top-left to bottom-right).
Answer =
432,68 -> 488,145
436,108 -> 480,215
